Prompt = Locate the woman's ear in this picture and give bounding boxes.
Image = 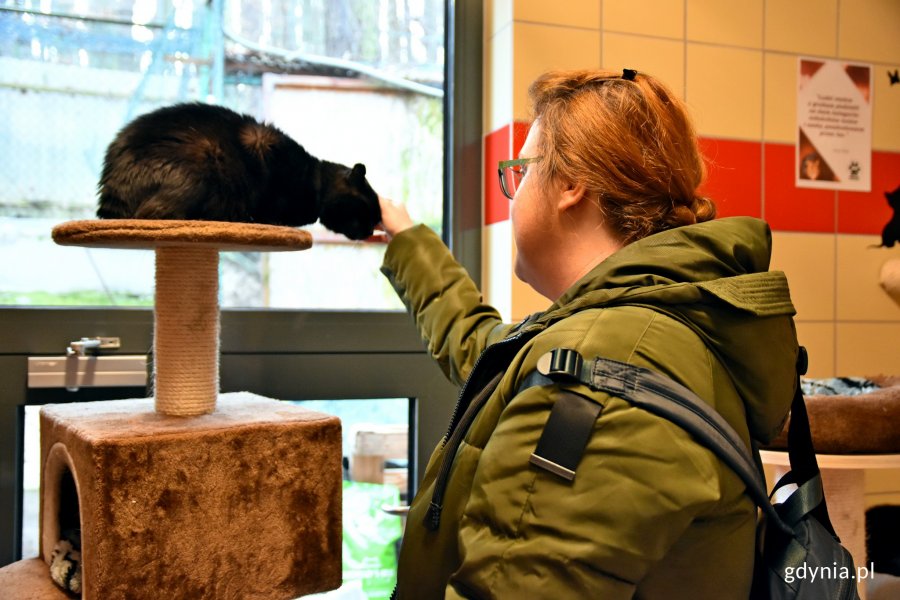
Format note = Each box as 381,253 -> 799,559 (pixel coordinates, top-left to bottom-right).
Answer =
558,181 -> 589,212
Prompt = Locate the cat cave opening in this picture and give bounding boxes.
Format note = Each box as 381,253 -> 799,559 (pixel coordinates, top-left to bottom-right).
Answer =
41,443 -> 83,596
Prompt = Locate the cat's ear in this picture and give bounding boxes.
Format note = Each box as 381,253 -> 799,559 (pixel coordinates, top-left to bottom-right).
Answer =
350,163 -> 367,180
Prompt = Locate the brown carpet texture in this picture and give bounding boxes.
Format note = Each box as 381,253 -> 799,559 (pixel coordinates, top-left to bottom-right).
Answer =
36,393 -> 342,599
766,375 -> 900,454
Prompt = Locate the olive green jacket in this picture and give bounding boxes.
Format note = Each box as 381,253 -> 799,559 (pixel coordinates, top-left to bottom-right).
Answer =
381,217 -> 799,599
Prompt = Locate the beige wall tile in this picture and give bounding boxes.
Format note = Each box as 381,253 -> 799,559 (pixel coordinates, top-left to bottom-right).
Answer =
873,61 -> 900,153
485,26 -> 514,133
835,234 -> 900,321
771,232 -> 836,321
866,491 -> 900,508
867,470 -> 900,496
794,321 -> 836,378
764,0 -> 838,57
763,53 -> 797,143
482,220 -> 513,321
836,322 -> 900,376
686,0 -> 763,49
839,0 -> 900,64
512,22 -> 601,119
602,33 -> 685,99
866,467 -> 900,509
514,0 -> 600,30
603,0 -> 684,39
686,44 -> 763,139
486,0 -> 513,39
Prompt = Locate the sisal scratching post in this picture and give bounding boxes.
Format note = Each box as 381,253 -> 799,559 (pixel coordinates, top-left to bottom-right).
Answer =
50,219 -> 316,415
0,219 -> 346,600
154,246 -> 220,415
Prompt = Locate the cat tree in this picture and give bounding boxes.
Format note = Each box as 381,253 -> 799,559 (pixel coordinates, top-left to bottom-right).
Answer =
763,376 -> 900,599
0,220 -> 343,599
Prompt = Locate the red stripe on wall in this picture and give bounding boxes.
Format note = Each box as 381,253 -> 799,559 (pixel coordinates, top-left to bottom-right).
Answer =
483,127 -> 900,235
698,137 -> 762,219
513,121 -> 529,158
483,121 -> 532,226
484,124 -> 511,226
838,151 -> 900,236
764,142 -> 836,233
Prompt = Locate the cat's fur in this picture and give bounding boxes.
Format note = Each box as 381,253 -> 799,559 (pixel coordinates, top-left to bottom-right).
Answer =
867,505 -> 900,576
49,529 -> 82,596
97,103 -> 381,240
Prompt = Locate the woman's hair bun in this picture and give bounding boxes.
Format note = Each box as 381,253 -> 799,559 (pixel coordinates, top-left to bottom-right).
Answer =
667,196 -> 716,228
691,196 -> 717,224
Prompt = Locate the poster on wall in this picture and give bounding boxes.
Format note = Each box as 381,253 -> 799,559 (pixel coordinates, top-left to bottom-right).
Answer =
797,57 -> 872,191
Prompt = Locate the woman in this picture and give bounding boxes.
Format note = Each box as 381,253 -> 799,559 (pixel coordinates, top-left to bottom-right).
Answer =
378,69 -> 799,599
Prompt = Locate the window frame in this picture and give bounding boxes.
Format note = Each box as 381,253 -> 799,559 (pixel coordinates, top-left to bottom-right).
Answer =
0,307 -> 461,565
0,0 -> 484,568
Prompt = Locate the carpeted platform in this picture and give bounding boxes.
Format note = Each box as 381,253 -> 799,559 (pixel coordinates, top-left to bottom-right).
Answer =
51,219 -> 313,251
0,558 -> 71,600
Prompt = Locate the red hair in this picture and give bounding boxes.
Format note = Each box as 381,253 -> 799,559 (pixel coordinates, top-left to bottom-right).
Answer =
529,69 -> 716,244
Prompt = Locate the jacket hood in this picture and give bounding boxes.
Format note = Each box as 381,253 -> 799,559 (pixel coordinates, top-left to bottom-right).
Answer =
539,217 -> 799,443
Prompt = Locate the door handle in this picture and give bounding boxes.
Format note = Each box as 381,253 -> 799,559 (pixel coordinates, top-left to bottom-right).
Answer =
67,337 -> 121,356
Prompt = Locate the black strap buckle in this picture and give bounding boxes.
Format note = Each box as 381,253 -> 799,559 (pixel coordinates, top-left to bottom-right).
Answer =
536,348 -> 584,380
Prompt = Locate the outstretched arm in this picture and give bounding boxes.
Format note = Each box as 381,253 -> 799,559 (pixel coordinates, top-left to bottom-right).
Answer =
379,198 -> 514,386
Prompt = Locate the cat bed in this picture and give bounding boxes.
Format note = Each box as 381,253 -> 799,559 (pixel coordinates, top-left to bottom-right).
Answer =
764,375 -> 900,454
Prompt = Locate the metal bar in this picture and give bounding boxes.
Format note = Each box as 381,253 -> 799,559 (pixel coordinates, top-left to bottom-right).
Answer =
27,356 -> 148,390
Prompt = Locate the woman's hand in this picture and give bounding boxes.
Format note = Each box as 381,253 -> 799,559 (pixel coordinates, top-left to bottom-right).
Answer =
378,196 -> 415,240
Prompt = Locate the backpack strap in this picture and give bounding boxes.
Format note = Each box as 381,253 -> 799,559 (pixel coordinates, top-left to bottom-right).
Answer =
782,348 -> 840,539
518,348 -> 794,537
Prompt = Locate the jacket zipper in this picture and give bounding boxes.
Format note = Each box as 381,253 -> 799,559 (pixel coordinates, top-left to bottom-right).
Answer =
441,318 -> 541,445
424,370 -> 504,530
424,327 -> 539,530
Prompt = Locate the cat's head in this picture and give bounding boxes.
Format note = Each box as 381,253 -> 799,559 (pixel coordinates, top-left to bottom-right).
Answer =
319,163 -> 381,240
887,186 -> 900,210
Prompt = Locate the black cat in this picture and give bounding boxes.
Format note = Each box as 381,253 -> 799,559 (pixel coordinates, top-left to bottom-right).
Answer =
867,505 -> 900,576
879,186 -> 900,248
97,102 -> 381,240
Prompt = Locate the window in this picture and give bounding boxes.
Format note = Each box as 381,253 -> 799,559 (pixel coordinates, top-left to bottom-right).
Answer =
0,3 -> 477,583
0,0 -> 445,309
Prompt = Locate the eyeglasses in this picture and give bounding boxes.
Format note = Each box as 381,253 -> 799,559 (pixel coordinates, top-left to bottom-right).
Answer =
498,157 -> 541,200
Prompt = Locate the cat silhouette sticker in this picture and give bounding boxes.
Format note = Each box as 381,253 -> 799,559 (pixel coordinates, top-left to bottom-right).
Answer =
878,185 -> 900,248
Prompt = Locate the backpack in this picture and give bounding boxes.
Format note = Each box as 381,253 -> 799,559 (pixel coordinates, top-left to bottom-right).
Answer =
520,346 -> 861,600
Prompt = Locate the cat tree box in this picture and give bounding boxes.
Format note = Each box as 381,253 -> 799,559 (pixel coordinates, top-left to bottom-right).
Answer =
0,219 -> 344,599
40,393 -> 342,599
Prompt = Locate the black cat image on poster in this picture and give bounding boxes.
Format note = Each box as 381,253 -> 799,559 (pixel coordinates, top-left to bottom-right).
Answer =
97,103 -> 381,240
878,186 -> 900,248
